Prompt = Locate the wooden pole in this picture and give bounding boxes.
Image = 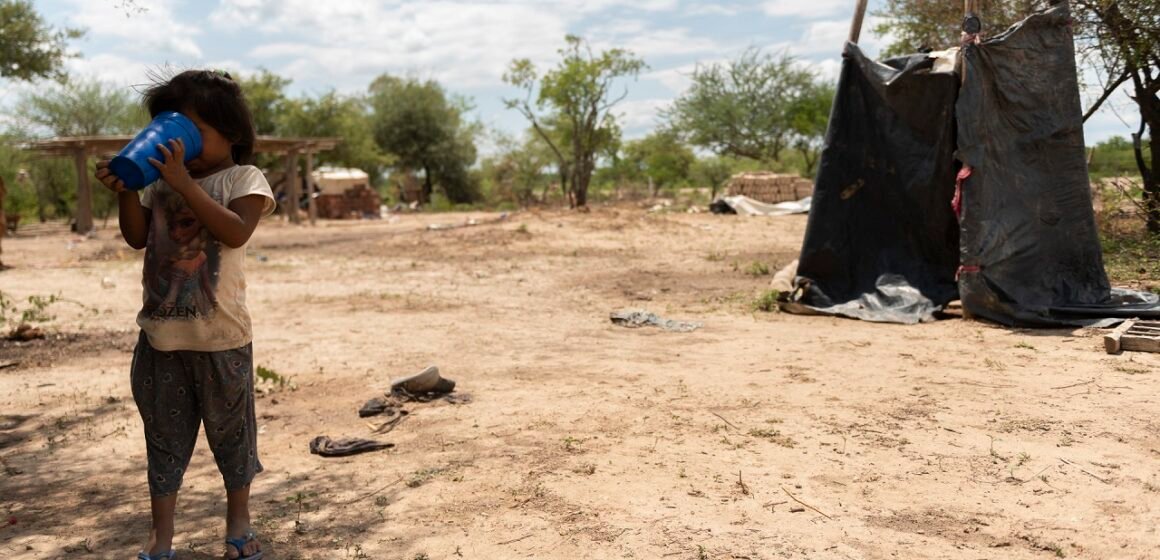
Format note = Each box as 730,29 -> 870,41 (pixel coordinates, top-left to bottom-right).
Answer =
304,149 -> 317,225
285,148 -> 300,224
848,0 -> 869,44
73,146 -> 93,234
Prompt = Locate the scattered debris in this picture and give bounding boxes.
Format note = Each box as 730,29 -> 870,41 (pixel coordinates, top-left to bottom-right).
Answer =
392,365 -> 455,395
610,310 -> 702,333
6,324 -> 44,341
309,435 -> 395,457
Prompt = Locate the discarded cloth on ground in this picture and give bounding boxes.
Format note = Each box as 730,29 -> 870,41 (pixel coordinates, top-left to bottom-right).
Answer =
309,436 -> 394,457
713,195 -> 812,217
610,310 -> 702,332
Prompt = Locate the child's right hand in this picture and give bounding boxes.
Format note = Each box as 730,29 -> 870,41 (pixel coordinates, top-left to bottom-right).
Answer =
94,160 -> 128,193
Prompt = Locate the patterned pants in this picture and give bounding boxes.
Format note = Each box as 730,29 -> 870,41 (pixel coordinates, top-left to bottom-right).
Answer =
131,332 -> 263,496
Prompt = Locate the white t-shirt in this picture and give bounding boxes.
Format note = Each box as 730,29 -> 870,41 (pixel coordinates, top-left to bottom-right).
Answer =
137,165 -> 275,352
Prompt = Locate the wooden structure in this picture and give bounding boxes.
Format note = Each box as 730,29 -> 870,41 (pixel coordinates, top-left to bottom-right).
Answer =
725,172 -> 814,204
1105,320 -> 1160,354
22,135 -> 341,232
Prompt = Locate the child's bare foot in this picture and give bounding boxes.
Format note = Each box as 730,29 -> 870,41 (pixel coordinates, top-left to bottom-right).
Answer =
224,529 -> 261,559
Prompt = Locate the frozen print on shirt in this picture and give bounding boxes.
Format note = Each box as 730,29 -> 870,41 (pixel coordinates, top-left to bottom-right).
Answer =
143,189 -> 221,320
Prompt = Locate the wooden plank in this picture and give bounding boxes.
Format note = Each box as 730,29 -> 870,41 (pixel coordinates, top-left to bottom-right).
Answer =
848,0 -> 869,45
285,149 -> 300,224
73,147 -> 93,234
1104,319 -> 1134,354
1108,320 -> 1160,354
305,150 -> 317,225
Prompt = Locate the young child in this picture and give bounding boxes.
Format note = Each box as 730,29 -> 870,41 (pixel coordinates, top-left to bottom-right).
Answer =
94,70 -> 274,560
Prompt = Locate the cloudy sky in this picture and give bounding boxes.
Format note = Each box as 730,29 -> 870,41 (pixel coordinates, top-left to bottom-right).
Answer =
4,0 -> 1143,148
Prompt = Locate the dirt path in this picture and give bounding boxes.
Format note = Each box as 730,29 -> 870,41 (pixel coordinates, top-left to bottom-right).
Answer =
2,208 -> 1158,560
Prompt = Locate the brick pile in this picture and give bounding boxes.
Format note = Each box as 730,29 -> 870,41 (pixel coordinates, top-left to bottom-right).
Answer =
725,172 -> 814,204
316,185 -> 381,219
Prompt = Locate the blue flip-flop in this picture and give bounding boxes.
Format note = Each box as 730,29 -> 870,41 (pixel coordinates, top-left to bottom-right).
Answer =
136,551 -> 175,560
225,529 -> 263,560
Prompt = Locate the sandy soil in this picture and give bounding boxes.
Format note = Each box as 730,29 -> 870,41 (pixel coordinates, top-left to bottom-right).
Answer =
1,207 -> 1158,560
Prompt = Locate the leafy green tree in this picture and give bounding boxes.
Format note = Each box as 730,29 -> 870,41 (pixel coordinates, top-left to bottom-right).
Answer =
11,79 -> 145,222
238,69 -> 291,136
278,91 -> 390,186
483,131 -> 554,206
368,74 -> 480,204
872,0 -> 1042,57
788,80 -> 835,177
664,49 -> 820,167
15,78 -> 145,136
690,156 -> 736,200
620,130 -> 695,192
0,0 -> 83,81
504,35 -> 646,208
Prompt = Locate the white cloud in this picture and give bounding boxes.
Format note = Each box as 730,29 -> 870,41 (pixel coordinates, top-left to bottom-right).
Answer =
761,0 -> 851,18
65,0 -> 202,59
615,98 -> 672,137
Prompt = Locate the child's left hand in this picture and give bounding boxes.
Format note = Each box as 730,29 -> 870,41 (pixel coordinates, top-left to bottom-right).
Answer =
148,138 -> 194,192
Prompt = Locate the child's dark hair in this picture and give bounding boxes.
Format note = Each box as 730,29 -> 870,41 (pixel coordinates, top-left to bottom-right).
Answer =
142,70 -> 256,165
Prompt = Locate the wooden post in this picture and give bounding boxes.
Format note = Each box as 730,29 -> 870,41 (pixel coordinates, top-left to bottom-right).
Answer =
285,148 -> 300,224
304,149 -> 317,225
73,146 -> 93,234
848,0 -> 869,44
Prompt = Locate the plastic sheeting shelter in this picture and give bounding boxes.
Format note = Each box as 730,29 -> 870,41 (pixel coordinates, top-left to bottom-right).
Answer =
786,3 -> 1160,327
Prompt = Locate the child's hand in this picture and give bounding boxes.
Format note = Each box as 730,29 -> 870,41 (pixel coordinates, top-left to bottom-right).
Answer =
94,160 -> 128,193
148,138 -> 194,192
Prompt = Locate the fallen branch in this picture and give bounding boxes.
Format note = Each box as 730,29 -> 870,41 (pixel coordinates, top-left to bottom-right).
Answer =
1051,378 -> 1096,390
336,475 -> 405,505
498,534 -> 534,546
710,411 -> 740,431
1059,458 -> 1111,484
780,486 -> 832,520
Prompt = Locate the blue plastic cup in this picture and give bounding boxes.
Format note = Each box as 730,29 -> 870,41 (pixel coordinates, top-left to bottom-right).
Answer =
108,111 -> 203,190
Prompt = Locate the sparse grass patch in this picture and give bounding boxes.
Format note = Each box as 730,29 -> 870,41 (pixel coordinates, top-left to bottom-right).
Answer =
748,428 -> 797,448
407,467 -> 447,488
745,261 -> 770,276
753,290 -> 780,312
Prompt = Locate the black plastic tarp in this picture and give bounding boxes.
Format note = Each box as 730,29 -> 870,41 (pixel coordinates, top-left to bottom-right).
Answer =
956,4 -> 1160,326
788,2 -> 1160,326
785,44 -> 960,324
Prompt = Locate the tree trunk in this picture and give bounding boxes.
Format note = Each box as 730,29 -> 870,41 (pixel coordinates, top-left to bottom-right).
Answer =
1140,123 -> 1159,234
421,165 -> 433,205
1131,81 -> 1159,235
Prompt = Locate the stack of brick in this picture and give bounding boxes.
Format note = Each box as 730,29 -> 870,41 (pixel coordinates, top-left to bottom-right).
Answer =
316,185 -> 382,219
725,172 -> 814,204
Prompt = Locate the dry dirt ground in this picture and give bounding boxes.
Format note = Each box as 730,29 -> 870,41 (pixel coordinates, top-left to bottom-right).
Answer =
1,207 -> 1158,560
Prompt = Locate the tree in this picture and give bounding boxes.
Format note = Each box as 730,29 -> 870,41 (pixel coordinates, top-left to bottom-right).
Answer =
664,49 -> 821,167
1072,0 -> 1159,233
368,74 -> 480,204
504,35 -> 646,208
875,0 -> 1160,233
278,91 -> 390,186
238,69 -> 291,136
0,0 -> 82,82
619,130 -> 695,193
788,80 -> 835,177
12,78 -> 145,222
15,78 -> 145,136
872,0 -> 1043,57
690,156 -> 736,200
